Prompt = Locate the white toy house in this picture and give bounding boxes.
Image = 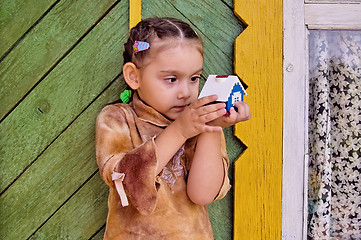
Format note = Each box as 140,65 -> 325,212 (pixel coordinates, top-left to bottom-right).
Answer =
199,75 -> 247,111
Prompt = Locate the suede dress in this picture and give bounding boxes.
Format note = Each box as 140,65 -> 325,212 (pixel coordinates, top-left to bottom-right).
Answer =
95,93 -> 231,240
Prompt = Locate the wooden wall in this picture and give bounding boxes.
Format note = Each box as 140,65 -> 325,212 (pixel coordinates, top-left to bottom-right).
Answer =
0,1 -> 245,239
1,0 -> 128,239
233,0 -> 283,239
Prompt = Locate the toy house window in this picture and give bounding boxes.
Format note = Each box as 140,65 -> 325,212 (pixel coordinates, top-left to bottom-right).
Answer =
232,92 -> 241,103
283,1 -> 361,239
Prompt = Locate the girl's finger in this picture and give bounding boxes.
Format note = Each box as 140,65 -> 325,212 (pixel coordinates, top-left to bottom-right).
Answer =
193,95 -> 219,109
225,108 -> 237,123
228,107 -> 237,117
200,108 -> 227,122
233,102 -> 251,120
198,102 -> 226,116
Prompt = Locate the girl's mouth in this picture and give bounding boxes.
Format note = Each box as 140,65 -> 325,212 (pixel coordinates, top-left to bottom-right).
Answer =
173,105 -> 188,111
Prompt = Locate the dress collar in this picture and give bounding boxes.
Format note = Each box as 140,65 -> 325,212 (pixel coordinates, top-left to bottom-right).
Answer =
130,92 -> 172,127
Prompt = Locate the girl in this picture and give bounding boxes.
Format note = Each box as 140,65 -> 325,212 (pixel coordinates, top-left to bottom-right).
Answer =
96,17 -> 250,239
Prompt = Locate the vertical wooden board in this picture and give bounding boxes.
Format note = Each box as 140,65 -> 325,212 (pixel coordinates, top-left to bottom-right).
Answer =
142,1 -> 244,239
0,0 -> 117,120
0,77 -> 124,239
0,1 -> 128,194
207,194 -> 233,239
0,0 -> 56,57
143,0 -> 243,56
129,0 -> 142,29
163,0 -> 243,58
233,0 -> 283,239
282,1 -> 307,238
142,0 -> 243,77
28,175 -> 109,240
208,127 -> 246,240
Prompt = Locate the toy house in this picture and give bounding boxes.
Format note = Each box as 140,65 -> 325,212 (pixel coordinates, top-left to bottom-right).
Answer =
198,75 -> 247,111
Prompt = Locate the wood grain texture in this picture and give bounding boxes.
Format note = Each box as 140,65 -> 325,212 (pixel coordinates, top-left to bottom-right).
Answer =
28,174 -> 109,239
0,0 -> 127,194
27,172 -> 109,239
305,3 -> 361,29
0,1 -> 128,236
0,78 -> 123,239
0,0 -> 117,120
306,0 -> 361,3
90,227 -> 106,240
0,0 -> 56,57
129,0 -> 141,29
282,0 -> 308,238
143,0 -> 243,77
233,0 -> 283,239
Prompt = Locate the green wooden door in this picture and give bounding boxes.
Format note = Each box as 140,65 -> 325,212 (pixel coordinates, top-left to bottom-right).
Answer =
0,1 -> 244,239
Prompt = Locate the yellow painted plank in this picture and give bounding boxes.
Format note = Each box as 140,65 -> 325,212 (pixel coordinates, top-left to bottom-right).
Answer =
233,0 -> 283,239
129,0 -> 141,29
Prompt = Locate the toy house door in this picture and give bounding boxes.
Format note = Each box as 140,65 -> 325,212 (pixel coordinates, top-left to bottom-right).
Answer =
283,0 -> 361,239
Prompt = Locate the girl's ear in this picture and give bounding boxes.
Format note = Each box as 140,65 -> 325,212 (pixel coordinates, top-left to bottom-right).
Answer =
123,62 -> 140,90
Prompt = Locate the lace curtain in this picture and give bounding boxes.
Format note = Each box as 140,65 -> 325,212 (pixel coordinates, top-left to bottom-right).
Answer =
308,30 -> 361,239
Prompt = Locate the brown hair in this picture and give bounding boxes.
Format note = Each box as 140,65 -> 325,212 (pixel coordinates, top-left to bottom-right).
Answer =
123,17 -> 203,67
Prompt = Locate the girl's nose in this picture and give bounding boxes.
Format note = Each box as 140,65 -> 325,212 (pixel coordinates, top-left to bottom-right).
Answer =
177,82 -> 191,99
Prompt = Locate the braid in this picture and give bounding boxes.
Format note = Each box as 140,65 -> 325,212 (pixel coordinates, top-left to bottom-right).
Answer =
123,17 -> 202,66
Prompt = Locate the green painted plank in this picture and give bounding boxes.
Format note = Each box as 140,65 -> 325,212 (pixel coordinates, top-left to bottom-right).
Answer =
142,0 -> 243,76
0,1 -> 128,193
90,227 -> 106,240
208,134 -> 238,240
222,0 -> 234,9
0,0 -> 118,120
0,0 -> 56,57
209,128 -> 248,239
223,126 -> 246,180
208,194 -> 234,240
0,78 -> 123,239
28,174 -> 108,240
167,0 -> 242,57
208,126 -> 245,240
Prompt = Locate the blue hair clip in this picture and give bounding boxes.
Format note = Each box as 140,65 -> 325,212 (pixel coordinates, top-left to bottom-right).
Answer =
133,41 -> 150,54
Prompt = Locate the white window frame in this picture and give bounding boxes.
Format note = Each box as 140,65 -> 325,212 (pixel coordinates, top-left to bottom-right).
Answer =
282,0 -> 361,239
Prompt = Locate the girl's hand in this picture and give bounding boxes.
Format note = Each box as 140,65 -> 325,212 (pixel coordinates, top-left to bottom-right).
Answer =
172,95 -> 227,140
208,101 -> 251,129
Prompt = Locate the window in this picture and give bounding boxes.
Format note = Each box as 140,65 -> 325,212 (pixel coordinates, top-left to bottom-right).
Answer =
283,1 -> 361,239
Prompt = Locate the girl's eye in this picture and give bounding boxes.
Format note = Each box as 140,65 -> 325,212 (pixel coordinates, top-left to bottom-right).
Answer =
165,77 -> 177,83
191,76 -> 200,82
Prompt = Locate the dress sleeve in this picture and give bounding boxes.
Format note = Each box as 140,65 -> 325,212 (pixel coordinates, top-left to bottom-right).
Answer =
95,105 -> 158,215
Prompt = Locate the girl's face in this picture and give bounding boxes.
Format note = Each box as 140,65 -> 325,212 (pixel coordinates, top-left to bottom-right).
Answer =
136,40 -> 203,120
